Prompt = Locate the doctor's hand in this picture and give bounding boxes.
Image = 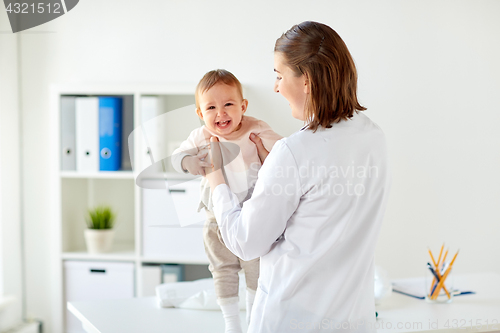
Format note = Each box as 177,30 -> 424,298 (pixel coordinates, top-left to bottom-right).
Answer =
205,136 -> 226,192
181,149 -> 211,176
250,133 -> 269,164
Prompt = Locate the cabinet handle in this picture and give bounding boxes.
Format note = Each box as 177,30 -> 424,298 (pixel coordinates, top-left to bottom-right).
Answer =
169,189 -> 186,193
90,269 -> 106,273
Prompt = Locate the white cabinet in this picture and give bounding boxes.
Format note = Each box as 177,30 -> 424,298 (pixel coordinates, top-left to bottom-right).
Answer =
53,84 -> 211,333
142,178 -> 207,262
142,179 -> 206,227
64,261 -> 135,333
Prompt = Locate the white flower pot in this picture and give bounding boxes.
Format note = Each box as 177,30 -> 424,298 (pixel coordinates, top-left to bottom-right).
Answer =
84,229 -> 115,254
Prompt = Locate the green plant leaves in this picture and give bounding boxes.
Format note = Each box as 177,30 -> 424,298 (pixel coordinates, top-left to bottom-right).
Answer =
85,205 -> 116,229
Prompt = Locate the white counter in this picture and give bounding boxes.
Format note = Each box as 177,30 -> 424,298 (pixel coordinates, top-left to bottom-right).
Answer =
69,272 -> 500,333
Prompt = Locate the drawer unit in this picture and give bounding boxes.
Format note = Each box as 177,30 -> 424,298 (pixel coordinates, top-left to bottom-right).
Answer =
142,178 -> 207,262
142,178 -> 205,227
64,261 -> 135,332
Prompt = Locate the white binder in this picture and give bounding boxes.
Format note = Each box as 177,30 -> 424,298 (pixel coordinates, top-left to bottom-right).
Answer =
60,96 -> 76,171
75,97 -> 99,172
121,95 -> 134,170
140,96 -> 163,172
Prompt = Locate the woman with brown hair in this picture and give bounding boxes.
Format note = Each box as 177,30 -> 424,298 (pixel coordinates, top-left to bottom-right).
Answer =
206,21 -> 391,332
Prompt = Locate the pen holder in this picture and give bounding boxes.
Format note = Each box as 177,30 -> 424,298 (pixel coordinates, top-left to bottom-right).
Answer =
425,266 -> 454,303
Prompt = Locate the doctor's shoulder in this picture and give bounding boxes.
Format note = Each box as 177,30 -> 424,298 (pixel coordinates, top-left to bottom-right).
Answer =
281,126 -> 314,148
276,127 -> 331,168
355,112 -> 389,144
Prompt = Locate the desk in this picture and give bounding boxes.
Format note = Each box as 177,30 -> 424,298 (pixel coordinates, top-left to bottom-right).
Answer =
69,273 -> 500,333
68,297 -> 248,333
375,273 -> 500,333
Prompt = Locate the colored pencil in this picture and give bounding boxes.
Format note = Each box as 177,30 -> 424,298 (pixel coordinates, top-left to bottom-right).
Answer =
428,246 -> 450,298
436,244 -> 444,267
441,249 -> 449,271
431,250 -> 459,300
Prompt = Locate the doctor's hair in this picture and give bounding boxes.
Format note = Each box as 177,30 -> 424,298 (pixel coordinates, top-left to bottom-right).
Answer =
275,21 -> 366,132
195,69 -> 244,109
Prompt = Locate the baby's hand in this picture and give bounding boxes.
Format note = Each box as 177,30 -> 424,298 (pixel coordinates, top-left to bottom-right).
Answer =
181,148 -> 212,176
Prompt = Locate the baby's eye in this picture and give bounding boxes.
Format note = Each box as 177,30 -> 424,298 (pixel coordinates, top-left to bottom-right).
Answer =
207,106 -> 215,110
225,103 -> 233,107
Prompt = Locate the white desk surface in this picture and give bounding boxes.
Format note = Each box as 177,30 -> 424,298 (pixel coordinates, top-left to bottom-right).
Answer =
376,272 -> 500,333
68,272 -> 500,333
68,298 -> 248,333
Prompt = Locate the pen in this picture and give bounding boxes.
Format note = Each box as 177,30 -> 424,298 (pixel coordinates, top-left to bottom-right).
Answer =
441,249 -> 449,270
427,263 -> 440,281
428,248 -> 439,295
453,291 -> 476,296
427,262 -> 441,294
440,261 -> 449,276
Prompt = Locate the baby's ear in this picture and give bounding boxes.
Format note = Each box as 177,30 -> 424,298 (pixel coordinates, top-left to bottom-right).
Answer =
241,99 -> 248,114
196,108 -> 204,120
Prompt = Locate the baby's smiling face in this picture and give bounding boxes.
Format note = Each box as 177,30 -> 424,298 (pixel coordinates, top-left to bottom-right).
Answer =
196,83 -> 248,136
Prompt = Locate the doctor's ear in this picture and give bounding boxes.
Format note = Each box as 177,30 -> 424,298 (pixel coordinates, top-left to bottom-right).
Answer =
304,75 -> 311,94
196,108 -> 204,120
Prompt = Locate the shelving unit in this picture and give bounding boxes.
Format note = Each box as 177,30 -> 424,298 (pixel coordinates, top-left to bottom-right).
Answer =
60,171 -> 135,179
51,84 -> 211,333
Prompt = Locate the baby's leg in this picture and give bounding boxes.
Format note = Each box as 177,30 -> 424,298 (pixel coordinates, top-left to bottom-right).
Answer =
239,257 -> 260,325
203,211 -> 242,333
203,215 -> 241,299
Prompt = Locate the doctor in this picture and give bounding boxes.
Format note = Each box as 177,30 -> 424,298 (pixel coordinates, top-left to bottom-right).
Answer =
206,21 -> 391,332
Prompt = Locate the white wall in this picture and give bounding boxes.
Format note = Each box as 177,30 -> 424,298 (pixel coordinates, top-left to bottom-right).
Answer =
11,0 -> 500,332
0,11 -> 23,330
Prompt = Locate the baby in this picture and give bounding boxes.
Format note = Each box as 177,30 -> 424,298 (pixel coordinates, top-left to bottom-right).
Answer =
172,69 -> 282,333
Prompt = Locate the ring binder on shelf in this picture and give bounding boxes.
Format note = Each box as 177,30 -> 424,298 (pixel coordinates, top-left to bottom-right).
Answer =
75,97 -> 99,172
60,96 -> 76,171
99,97 -> 123,171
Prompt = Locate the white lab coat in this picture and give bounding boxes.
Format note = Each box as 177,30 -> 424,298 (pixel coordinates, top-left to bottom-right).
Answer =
212,112 -> 391,332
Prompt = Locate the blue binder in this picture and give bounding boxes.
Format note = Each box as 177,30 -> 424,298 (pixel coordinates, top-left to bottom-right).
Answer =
99,97 -> 123,171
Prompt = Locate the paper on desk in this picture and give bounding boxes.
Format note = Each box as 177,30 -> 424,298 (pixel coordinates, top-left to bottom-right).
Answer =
392,277 -> 427,298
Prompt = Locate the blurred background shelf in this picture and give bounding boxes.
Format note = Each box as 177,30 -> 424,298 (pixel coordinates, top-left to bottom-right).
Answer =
62,251 -> 137,262
60,171 -> 135,179
54,85 -> 212,333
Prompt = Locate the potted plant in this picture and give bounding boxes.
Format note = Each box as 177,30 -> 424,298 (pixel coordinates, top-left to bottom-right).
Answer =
84,205 -> 116,254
